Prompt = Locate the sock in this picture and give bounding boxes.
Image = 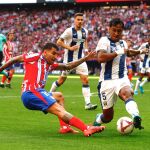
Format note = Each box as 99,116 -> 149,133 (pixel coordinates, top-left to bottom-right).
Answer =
128,73 -> 133,81
50,81 -> 59,92
140,78 -> 148,87
58,118 -> 69,127
82,85 -> 91,105
6,71 -> 13,84
134,78 -> 141,91
125,99 -> 139,118
69,116 -> 87,131
1,75 -> 7,84
96,113 -> 104,124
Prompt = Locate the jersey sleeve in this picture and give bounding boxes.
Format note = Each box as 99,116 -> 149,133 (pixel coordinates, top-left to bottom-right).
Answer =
49,63 -> 59,71
60,28 -> 71,41
96,37 -> 108,52
23,52 -> 40,62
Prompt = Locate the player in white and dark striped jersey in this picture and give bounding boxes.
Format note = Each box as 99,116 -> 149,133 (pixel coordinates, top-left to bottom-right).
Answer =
93,18 -> 148,130
50,13 -> 97,110
134,38 -> 150,95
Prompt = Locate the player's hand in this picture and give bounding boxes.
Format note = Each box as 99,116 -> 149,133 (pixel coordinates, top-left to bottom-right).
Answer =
140,48 -> 149,54
85,51 -> 96,61
70,45 -> 79,51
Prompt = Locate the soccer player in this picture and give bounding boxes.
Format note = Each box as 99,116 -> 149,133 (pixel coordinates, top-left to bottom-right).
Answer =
134,38 -> 150,95
93,18 -> 148,130
0,33 -> 10,78
0,31 -> 15,88
50,13 -> 97,110
0,42 -> 105,136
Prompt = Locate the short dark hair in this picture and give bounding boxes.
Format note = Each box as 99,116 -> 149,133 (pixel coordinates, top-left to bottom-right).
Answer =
74,13 -> 83,18
109,18 -> 124,29
42,42 -> 59,51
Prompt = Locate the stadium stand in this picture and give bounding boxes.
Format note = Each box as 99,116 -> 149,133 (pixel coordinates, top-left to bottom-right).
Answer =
0,2 -> 149,74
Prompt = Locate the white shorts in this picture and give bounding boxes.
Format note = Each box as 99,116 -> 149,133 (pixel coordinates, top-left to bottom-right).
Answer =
139,61 -> 150,73
61,62 -> 88,76
98,76 -> 131,109
140,67 -> 150,74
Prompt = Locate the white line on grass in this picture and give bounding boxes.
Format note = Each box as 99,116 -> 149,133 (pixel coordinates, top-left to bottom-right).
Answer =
0,74 -> 147,80
0,90 -> 149,99
0,92 -> 99,99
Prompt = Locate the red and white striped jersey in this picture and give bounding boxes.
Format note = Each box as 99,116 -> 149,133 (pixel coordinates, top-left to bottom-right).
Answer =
3,41 -> 15,62
22,52 -> 58,92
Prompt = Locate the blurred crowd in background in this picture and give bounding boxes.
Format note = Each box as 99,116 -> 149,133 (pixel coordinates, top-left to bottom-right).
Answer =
0,3 -> 149,74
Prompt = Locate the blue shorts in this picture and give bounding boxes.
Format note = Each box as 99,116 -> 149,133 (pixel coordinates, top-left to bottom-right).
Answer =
6,65 -> 15,71
21,89 -> 56,113
127,65 -> 132,69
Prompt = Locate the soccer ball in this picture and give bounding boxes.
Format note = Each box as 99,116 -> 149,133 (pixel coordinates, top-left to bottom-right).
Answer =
117,117 -> 134,135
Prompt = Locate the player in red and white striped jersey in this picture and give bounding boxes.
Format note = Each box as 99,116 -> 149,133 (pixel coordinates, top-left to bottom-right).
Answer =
0,42 -> 105,136
0,31 -> 15,88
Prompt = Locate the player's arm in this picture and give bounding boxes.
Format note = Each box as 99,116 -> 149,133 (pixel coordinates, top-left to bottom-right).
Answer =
126,48 -> 148,57
0,55 -> 23,72
96,37 -> 119,63
97,50 -> 118,63
55,51 -> 96,70
57,38 -> 79,51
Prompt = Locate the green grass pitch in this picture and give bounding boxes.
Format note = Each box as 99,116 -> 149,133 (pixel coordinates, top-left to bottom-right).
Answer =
0,75 -> 150,150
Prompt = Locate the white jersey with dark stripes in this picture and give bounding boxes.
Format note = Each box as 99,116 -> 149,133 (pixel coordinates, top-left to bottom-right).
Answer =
138,42 -> 150,68
60,26 -> 88,63
96,36 -> 128,81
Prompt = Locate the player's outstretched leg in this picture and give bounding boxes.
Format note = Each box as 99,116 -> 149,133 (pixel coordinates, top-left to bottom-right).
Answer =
68,116 -> 105,137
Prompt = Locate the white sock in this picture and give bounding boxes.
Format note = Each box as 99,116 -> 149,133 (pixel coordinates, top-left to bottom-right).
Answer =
50,81 -> 58,92
82,86 -> 91,105
134,79 -> 141,91
125,99 -> 139,118
96,113 -> 104,124
140,78 -> 148,87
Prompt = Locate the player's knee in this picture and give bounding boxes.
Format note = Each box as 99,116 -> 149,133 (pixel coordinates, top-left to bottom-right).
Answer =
58,92 -> 64,102
81,76 -> 89,84
120,88 -> 133,100
55,92 -> 64,104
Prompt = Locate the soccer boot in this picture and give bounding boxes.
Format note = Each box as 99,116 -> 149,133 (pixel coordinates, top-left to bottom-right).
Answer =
5,83 -> 11,88
0,83 -> 5,88
93,113 -> 101,126
85,103 -> 97,110
139,86 -> 144,94
83,126 -> 105,137
134,90 -> 138,95
133,116 -> 144,130
59,126 -> 79,134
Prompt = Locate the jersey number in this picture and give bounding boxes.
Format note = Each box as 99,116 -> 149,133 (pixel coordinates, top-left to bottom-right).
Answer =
101,92 -> 106,100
